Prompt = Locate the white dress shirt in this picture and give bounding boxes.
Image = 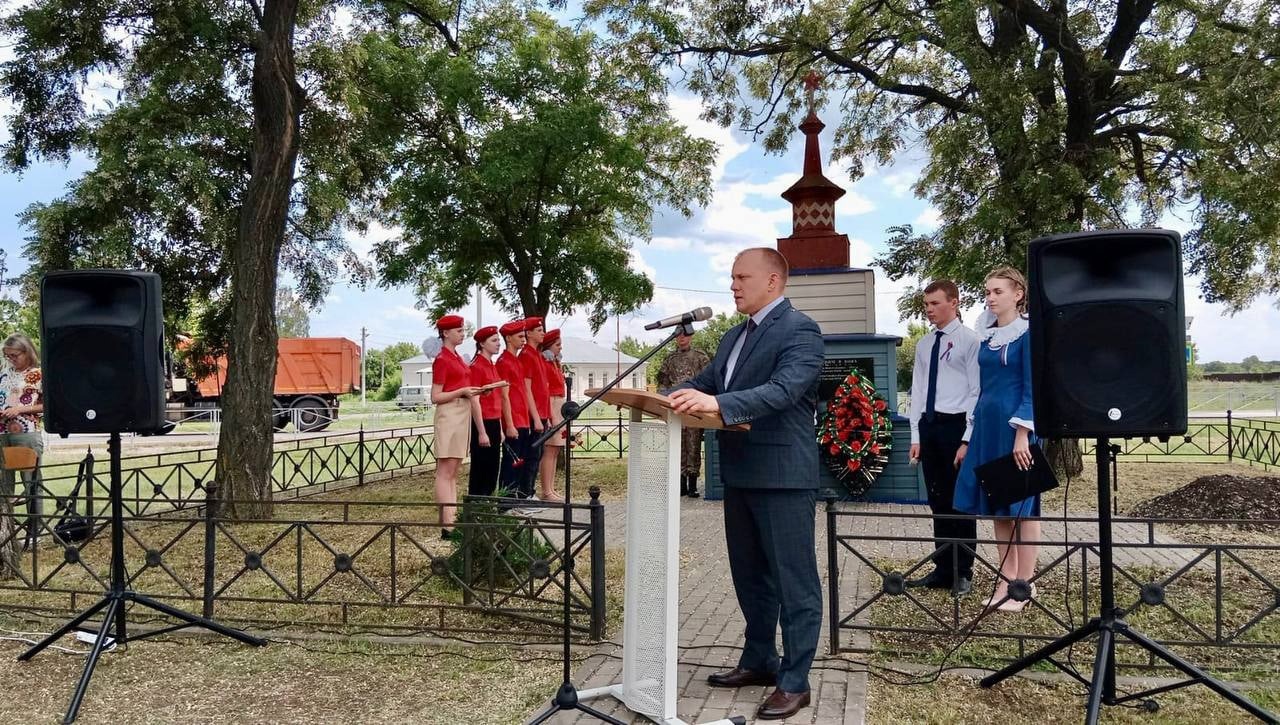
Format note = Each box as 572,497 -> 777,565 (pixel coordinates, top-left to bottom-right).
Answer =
908,317 -> 981,444
724,296 -> 787,385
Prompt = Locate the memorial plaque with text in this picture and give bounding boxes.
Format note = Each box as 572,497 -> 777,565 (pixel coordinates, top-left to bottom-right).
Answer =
818,356 -> 874,401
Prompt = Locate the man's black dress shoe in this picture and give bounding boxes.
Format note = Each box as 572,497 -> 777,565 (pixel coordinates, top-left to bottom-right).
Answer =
706,667 -> 776,688
756,688 -> 811,720
905,571 -> 952,589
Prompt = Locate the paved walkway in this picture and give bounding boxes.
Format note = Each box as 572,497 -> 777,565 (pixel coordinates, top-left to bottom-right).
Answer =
525,495 -> 866,725
523,498 -> 1198,725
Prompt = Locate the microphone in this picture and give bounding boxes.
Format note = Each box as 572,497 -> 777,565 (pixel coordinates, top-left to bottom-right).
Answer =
644,306 -> 712,331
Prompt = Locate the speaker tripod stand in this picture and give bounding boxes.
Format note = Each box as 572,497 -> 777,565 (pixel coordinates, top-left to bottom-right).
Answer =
19,432 -> 266,724
980,438 -> 1277,724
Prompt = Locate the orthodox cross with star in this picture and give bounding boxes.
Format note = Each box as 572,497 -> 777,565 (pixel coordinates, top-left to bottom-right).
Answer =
802,69 -> 822,113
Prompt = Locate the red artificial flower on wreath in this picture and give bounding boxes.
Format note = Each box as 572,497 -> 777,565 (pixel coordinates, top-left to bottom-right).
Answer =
817,368 -> 893,493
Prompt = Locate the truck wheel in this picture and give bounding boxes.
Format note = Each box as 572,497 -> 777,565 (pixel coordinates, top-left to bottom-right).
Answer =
292,396 -> 331,432
272,398 -> 290,431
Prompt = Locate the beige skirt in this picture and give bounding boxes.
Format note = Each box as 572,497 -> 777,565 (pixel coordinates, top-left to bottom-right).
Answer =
433,397 -> 471,459
545,396 -> 567,447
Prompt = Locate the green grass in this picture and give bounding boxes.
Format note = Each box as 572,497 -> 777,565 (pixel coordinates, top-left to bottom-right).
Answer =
1187,381 -> 1280,413
899,381 -> 1280,418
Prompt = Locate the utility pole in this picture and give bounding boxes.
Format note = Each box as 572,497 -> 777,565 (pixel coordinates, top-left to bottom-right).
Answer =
475,284 -> 483,326
360,326 -> 368,404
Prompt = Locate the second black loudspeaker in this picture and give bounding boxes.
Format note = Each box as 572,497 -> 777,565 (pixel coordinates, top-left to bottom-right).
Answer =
1027,229 -> 1187,438
41,270 -> 166,434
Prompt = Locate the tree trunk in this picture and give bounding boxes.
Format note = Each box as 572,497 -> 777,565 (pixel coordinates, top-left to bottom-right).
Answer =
1045,437 -> 1084,480
215,0 -> 304,519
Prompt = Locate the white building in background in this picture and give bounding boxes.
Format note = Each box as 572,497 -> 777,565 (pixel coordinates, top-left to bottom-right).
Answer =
398,338 -> 648,403
560,336 -> 647,401
399,354 -> 433,390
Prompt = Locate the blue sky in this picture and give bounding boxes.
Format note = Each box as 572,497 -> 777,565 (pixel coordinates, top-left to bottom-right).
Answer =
2,90 -> 1277,363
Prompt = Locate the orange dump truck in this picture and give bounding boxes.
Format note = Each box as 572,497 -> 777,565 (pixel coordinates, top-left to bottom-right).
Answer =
168,337 -> 362,432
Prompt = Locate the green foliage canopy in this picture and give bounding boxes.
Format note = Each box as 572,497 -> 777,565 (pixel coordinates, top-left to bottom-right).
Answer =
346,2 -> 717,330
589,0 -> 1280,316
275,286 -> 311,338
894,321 -> 930,393
641,311 -> 744,384
1,0 -> 369,342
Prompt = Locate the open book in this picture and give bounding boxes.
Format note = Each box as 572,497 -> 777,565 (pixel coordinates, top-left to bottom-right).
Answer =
477,380 -> 510,392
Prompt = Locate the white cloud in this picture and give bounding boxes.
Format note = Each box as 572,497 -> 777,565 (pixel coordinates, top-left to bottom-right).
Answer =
848,237 -> 877,268
667,94 -> 751,184
345,220 -> 400,259
1184,286 -> 1280,362
629,248 -> 657,280
913,207 -> 942,231
389,305 -> 426,321
646,236 -> 693,251
882,171 -> 919,198
699,241 -> 746,276
870,273 -> 920,339
823,162 -> 876,216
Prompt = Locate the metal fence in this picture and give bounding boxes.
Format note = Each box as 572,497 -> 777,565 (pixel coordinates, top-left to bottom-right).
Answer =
826,506 -> 1279,671
22,425 -> 437,520
0,486 -> 607,641
1079,413 -> 1280,470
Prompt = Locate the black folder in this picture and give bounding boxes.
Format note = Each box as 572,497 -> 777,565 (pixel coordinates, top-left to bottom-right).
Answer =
974,443 -> 1059,508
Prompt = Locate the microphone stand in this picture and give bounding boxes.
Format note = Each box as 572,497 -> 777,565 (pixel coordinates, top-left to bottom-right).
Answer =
526,321 -> 695,725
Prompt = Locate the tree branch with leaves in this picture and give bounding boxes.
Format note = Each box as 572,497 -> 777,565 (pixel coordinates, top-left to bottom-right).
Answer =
345,1 -> 716,330
588,0 -> 1280,314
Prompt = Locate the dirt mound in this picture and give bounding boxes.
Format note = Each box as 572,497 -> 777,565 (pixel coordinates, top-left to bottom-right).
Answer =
1129,473 -> 1280,526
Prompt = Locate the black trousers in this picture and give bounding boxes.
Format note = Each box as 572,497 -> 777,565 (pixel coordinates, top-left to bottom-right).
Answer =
919,414 -> 976,580
518,418 -> 548,498
499,426 -> 529,497
468,418 -> 502,497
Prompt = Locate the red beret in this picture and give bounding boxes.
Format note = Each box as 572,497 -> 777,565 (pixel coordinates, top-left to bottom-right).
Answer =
473,325 -> 498,342
435,314 -> 464,331
543,329 -> 561,345
523,316 -> 544,331
499,320 -> 526,337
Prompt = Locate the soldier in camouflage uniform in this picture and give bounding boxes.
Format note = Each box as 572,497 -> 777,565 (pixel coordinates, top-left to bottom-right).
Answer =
657,331 -> 712,497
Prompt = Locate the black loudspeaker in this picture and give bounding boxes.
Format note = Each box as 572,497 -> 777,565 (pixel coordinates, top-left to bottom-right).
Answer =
40,270 -> 165,434
1028,229 -> 1187,438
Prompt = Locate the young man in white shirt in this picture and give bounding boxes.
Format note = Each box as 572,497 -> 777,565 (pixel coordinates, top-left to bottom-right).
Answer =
908,280 -> 981,596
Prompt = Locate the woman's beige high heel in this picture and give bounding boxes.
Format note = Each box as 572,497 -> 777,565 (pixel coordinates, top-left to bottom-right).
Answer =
982,587 -> 1009,610
996,583 -> 1037,612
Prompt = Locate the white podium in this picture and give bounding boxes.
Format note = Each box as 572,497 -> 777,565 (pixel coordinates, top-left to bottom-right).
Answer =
577,389 -> 744,725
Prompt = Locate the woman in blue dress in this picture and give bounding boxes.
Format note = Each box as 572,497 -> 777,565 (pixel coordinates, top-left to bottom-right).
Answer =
953,266 -> 1039,612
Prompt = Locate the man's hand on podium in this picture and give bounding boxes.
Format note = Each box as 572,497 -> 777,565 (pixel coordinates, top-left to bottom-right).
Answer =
668,388 -> 720,416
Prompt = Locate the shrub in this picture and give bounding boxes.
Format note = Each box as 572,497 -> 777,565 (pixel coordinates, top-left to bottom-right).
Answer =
447,492 -> 556,586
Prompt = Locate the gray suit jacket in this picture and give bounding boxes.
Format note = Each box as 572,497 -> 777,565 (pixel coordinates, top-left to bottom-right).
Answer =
678,298 -> 823,489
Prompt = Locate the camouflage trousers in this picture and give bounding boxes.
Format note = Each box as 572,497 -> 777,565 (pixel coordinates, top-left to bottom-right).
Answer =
680,427 -> 703,476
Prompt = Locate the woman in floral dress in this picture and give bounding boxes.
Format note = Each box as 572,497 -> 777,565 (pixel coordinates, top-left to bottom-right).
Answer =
0,334 -> 43,574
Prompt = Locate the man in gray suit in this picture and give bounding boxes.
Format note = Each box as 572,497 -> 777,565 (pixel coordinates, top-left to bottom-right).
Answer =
670,247 -> 823,721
